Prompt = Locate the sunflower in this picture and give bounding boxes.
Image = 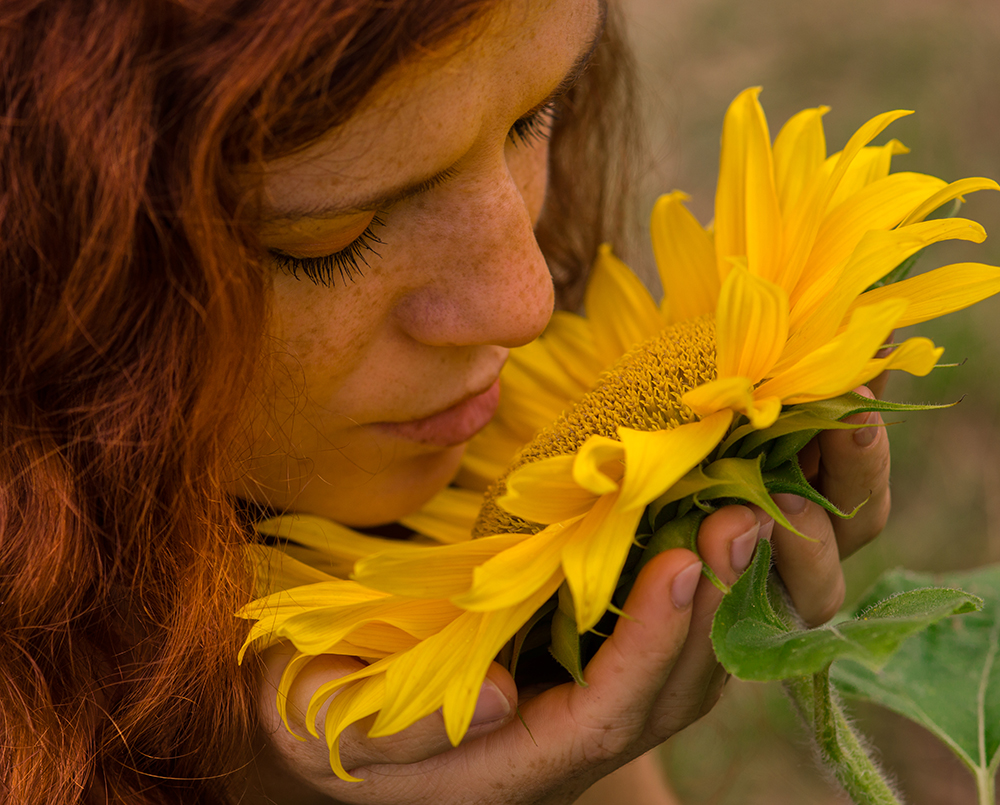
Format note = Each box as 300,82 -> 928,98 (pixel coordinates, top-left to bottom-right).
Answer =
238,88 -> 1000,778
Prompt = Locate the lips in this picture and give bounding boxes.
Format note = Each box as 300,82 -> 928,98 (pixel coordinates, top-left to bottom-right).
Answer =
374,379 -> 501,447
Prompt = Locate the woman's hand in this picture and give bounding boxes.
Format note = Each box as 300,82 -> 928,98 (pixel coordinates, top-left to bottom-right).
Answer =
243,384 -> 890,805
769,383 -> 890,626
244,503 -> 767,805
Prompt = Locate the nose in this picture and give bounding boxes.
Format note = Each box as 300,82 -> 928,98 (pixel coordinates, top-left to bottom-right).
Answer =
393,162 -> 555,349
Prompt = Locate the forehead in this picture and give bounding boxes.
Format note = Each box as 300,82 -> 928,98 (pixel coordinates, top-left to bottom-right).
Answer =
258,0 -> 603,220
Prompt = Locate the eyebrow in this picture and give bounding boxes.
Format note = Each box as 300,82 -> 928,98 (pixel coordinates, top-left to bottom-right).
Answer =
266,1 -> 608,222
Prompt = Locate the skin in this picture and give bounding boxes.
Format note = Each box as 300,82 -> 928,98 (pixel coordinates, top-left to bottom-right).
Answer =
231,0 -> 893,801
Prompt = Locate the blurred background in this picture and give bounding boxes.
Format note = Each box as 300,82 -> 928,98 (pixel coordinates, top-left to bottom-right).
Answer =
617,0 -> 1000,802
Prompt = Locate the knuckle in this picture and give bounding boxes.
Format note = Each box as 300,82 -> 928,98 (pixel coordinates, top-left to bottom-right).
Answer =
579,722 -> 636,764
648,682 -> 716,739
566,705 -> 640,765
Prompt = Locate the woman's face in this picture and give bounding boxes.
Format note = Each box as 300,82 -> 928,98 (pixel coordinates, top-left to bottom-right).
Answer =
232,0 -> 604,527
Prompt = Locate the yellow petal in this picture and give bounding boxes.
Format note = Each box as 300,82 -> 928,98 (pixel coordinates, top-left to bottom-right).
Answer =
714,87 -> 782,283
560,492 -> 645,632
778,109 -> 912,293
442,576 -> 562,743
573,435 -> 626,495
615,412 -> 734,512
773,106 -> 828,216
352,534 -> 527,597
453,521 -> 573,610
900,177 -> 1000,226
306,656 -> 390,734
848,336 -> 944,390
371,574 -> 563,744
758,298 -> 908,403
586,244 -> 665,366
794,172 -> 946,311
501,337 -> 591,419
684,375 -> 753,417
778,218 -> 986,370
323,676 -> 387,781
500,453 -> 598,522
826,139 -> 910,209
650,192 -> 719,322
539,310 -> 607,388
268,597 -> 461,655
256,514 -> 423,563
400,487 -> 480,544
715,265 -> 789,383
847,262 -> 1000,329
238,579 -> 390,624
247,544 -> 338,599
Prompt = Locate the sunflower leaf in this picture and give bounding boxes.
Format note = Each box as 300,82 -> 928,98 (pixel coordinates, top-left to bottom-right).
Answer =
712,540 -> 981,681
832,566 -> 1000,792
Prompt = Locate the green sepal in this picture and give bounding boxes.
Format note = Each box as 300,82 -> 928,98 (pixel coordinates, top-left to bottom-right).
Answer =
723,391 -> 956,459
792,390 -> 958,420
711,540 -> 982,682
636,510 -> 729,593
722,409 -> 853,459
762,457 -> 858,520
549,582 -> 586,686
650,456 -> 799,537
508,597 -> 557,678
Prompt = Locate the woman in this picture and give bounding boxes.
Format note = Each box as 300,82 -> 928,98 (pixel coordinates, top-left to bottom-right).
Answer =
0,0 -> 889,802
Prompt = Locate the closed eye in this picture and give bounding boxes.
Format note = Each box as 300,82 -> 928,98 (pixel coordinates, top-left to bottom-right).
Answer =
270,215 -> 386,287
508,99 -> 560,148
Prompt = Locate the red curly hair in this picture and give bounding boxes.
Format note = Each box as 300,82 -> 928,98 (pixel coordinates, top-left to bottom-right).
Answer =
0,1 -> 637,802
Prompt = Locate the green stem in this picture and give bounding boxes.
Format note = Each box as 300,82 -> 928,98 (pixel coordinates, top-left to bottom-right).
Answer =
976,769 -> 996,805
804,668 -> 902,805
774,574 -> 902,804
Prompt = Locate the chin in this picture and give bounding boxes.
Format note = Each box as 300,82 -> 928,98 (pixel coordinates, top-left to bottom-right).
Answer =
301,442 -> 467,528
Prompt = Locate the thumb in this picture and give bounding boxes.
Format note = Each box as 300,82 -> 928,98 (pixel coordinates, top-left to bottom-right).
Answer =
257,643 -> 518,780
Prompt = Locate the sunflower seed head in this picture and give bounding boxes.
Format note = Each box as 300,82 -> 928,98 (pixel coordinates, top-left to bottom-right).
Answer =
473,315 -> 717,537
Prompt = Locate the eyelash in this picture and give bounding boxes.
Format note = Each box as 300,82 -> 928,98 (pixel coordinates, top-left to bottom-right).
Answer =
508,100 -> 560,148
270,215 -> 386,287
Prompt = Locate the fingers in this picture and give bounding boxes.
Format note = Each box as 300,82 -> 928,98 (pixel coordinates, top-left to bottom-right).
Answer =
770,492 -> 846,627
496,511 -> 770,774
816,385 -> 891,558
694,504 -> 774,587
257,643 -> 519,780
562,547 -> 704,749
256,511 -> 770,804
642,506 -> 771,734
768,385 -> 890,626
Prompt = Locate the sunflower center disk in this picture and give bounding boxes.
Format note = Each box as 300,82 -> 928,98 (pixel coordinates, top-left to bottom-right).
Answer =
473,315 -> 718,537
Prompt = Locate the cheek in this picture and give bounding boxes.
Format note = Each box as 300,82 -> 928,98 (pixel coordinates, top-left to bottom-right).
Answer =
269,275 -> 379,372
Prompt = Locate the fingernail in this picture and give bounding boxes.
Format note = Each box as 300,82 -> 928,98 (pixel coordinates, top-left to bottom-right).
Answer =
470,680 -> 510,726
853,412 -> 879,447
730,523 -> 760,574
757,514 -> 775,542
671,561 -> 703,609
773,493 -> 806,515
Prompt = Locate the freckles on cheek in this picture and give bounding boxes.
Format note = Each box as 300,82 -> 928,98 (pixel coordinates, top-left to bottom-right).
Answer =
269,282 -> 380,379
